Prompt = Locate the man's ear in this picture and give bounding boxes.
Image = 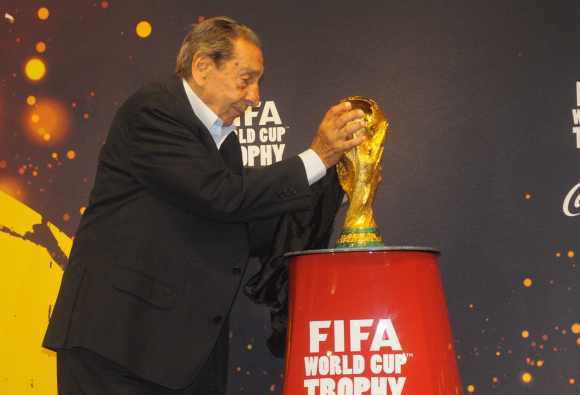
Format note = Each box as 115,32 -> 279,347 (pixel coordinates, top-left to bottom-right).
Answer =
191,51 -> 213,87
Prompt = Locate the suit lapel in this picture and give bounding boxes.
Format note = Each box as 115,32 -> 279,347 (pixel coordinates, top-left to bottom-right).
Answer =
219,132 -> 244,175
166,76 -> 243,174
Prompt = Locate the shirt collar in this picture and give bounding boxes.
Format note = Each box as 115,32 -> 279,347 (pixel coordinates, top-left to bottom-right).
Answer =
182,78 -> 236,148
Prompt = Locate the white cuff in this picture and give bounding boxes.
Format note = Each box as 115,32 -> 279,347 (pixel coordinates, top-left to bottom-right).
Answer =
298,149 -> 327,186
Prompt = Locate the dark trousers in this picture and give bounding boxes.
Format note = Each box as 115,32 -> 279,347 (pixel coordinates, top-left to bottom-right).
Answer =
56,320 -> 229,395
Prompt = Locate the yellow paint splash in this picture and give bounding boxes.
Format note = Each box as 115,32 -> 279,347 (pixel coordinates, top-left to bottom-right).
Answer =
0,191 -> 42,235
47,222 -> 72,258
0,191 -> 69,394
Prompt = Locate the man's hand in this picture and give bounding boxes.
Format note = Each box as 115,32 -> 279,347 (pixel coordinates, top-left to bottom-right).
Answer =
310,102 -> 366,169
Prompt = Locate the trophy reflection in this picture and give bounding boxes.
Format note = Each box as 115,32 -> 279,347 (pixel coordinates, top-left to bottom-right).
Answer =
335,97 -> 388,248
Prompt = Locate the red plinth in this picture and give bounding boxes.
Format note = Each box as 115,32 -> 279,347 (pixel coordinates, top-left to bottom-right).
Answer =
282,248 -> 462,395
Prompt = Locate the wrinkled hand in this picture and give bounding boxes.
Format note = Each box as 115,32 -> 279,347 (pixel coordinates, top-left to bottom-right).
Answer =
310,102 -> 366,169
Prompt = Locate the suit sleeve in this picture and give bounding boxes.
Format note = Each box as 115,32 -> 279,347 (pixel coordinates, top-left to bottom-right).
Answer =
127,93 -> 311,223
244,168 -> 345,356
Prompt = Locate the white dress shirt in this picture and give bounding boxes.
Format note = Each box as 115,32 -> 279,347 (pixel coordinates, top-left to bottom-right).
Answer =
182,79 -> 326,185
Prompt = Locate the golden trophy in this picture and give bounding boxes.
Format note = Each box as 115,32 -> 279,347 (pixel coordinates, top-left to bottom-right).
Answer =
335,97 -> 388,248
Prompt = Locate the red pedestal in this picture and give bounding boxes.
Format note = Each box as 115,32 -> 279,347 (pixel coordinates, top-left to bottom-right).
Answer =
282,248 -> 462,395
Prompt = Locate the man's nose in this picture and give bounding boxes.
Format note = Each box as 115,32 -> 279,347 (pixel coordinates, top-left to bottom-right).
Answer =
245,84 -> 260,107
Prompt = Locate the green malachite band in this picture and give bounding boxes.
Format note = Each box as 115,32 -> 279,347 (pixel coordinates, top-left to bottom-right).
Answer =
340,228 -> 381,235
335,241 -> 387,248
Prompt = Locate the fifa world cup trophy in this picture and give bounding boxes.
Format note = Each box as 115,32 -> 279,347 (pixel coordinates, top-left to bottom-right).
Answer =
335,97 -> 388,248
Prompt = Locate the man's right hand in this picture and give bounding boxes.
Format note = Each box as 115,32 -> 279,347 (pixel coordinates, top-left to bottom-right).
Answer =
310,102 -> 367,169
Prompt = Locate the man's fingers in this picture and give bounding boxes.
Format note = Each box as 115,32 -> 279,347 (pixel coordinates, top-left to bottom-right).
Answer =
343,134 -> 366,150
336,109 -> 364,129
311,102 -> 368,168
341,119 -> 365,138
321,102 -> 352,126
324,103 -> 362,132
326,101 -> 352,121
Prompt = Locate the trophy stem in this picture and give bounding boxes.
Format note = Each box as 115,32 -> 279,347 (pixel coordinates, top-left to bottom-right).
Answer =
335,227 -> 386,248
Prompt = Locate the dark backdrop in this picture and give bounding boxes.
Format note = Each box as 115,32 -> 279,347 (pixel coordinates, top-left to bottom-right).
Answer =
1,1 -> 579,393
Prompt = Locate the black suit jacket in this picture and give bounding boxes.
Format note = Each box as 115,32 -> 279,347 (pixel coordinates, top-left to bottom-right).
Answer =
43,76 -> 314,389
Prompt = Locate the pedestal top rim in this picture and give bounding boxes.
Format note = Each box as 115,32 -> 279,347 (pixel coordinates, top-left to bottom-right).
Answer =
284,246 -> 441,257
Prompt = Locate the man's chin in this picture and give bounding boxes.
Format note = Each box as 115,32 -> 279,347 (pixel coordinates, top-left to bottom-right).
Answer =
223,112 -> 244,127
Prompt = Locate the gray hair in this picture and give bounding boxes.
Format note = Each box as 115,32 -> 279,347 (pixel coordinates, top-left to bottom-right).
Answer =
175,17 -> 261,78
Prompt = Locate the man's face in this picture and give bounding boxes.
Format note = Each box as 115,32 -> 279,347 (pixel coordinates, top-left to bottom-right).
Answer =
202,39 -> 264,126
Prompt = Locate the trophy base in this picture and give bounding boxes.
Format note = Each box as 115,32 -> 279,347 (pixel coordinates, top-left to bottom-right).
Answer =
335,228 -> 386,249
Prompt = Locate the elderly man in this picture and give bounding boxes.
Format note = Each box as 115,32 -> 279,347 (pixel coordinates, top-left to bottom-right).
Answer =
43,17 -> 365,394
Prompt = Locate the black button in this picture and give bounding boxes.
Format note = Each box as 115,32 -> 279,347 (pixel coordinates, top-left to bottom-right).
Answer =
232,266 -> 242,276
290,188 -> 296,195
284,189 -> 291,196
213,315 -> 223,324
278,191 -> 285,198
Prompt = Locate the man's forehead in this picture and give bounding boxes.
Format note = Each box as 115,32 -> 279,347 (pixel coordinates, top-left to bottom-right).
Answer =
232,38 -> 262,54
231,39 -> 263,70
